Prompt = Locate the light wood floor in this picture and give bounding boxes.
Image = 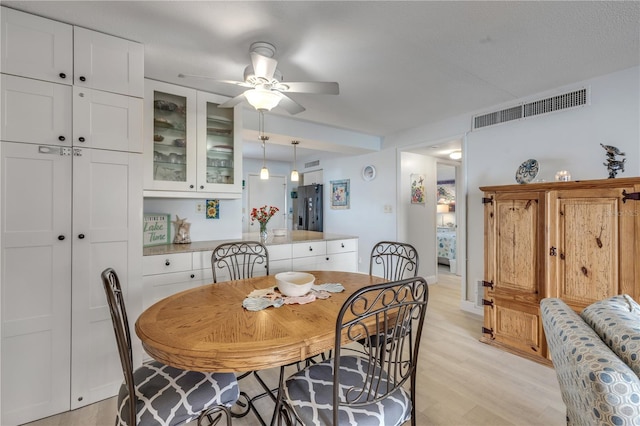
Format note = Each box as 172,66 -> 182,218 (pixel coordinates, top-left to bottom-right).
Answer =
25,268 -> 566,426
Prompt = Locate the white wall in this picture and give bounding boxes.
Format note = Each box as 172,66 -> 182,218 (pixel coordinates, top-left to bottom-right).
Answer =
318,148 -> 398,272
143,198 -> 242,242
387,66 -> 640,310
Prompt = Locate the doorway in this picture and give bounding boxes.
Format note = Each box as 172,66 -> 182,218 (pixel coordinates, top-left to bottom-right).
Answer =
246,174 -> 287,233
436,163 -> 458,275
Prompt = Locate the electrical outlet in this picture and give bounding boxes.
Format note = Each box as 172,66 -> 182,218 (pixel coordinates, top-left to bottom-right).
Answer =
384,204 -> 392,213
195,202 -> 205,213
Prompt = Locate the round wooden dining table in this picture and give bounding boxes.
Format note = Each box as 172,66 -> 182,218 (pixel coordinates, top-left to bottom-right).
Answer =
135,270 -> 387,373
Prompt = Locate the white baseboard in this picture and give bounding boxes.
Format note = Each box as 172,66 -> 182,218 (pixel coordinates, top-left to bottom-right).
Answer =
460,300 -> 483,316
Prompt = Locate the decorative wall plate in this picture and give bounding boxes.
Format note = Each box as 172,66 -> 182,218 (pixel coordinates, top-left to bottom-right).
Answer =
362,165 -> 376,181
515,159 -> 539,184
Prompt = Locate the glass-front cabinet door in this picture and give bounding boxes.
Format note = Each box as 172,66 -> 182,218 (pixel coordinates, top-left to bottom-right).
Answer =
144,80 -> 197,192
196,91 -> 242,194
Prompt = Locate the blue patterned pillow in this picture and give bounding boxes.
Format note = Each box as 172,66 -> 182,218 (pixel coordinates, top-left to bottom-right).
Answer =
581,295 -> 640,378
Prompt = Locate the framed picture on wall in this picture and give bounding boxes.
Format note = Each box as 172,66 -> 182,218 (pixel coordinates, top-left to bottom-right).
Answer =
411,174 -> 425,204
330,179 -> 350,209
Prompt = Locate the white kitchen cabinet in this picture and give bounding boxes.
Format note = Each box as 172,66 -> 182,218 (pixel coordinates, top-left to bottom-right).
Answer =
142,253 -> 202,310
144,79 -> 242,198
72,86 -> 143,152
1,7 -> 73,85
196,90 -> 242,194
268,244 -> 293,273
0,74 -> 72,146
0,143 -> 143,424
1,7 -> 144,97
326,239 -> 358,272
70,148 -> 142,409
292,241 -> 329,270
0,141 -> 72,426
291,238 -> 358,272
73,26 -> 144,98
144,80 -> 197,192
1,7 -> 144,423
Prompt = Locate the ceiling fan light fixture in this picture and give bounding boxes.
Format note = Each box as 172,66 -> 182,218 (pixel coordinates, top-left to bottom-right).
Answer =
449,150 -> 462,160
244,88 -> 282,111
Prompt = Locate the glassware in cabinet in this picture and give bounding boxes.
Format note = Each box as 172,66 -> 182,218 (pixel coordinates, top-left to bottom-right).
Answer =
196,90 -> 242,195
152,91 -> 188,182
144,79 -> 197,193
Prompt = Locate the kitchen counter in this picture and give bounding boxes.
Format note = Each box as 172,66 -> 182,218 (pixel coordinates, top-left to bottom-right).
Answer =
142,230 -> 358,256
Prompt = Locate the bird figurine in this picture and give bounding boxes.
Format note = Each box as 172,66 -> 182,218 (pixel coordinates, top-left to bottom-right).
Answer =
600,143 -> 625,156
601,143 -> 626,178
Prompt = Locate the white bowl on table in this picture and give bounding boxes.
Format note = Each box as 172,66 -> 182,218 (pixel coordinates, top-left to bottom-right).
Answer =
275,272 -> 315,297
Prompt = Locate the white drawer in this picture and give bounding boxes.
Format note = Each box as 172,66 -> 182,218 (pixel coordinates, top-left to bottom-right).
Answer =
327,238 -> 357,254
268,243 -> 292,261
270,258 -> 292,274
192,250 -> 213,270
143,253 -> 192,275
142,269 -> 203,309
292,241 -> 326,258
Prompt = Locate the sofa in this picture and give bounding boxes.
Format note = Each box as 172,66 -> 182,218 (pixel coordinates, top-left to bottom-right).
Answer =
540,295 -> 640,425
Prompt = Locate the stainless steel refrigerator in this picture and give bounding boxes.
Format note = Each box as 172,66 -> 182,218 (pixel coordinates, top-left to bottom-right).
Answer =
296,184 -> 323,231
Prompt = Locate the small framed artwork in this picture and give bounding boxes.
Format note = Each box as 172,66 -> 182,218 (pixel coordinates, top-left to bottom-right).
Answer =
411,174 -> 425,204
330,179 -> 350,209
206,199 -> 220,219
143,213 -> 171,246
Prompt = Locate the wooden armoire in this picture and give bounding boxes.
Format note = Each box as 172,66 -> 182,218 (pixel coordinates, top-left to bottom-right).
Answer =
480,177 -> 640,364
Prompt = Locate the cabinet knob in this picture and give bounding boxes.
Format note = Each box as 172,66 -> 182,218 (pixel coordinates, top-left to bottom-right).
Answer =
58,235 -> 65,241
165,260 -> 170,266
200,185 -> 204,190
326,257 -> 329,261
78,234 -> 85,239
59,136 -> 66,141
190,274 -> 195,279
341,243 -> 344,248
189,184 -> 194,189
59,72 -> 67,79
79,76 -> 86,82
309,246 -> 313,251
78,137 -> 85,142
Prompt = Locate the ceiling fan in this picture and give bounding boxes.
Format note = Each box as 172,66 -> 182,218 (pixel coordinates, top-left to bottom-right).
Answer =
178,41 -> 339,115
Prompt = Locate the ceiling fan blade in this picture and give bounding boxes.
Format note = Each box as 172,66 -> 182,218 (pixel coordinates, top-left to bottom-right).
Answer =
278,94 -> 306,115
218,94 -> 246,109
250,52 -> 277,80
277,81 -> 339,95
178,73 -> 252,88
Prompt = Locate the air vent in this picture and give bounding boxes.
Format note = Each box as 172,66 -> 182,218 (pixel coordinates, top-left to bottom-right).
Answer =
474,106 -> 522,129
304,160 -> 320,168
472,88 -> 589,130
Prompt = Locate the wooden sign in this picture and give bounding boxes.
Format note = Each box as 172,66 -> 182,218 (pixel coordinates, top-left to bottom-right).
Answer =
143,214 -> 171,246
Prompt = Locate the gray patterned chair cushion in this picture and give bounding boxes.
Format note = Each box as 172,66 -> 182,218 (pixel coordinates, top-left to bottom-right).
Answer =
283,355 -> 411,426
116,360 -> 239,426
581,294 -> 640,378
541,298 -> 640,426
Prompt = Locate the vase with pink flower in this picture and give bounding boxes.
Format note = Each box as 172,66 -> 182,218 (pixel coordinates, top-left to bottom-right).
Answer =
250,205 -> 279,241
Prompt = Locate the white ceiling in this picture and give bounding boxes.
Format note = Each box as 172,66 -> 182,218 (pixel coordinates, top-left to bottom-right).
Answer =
4,1 -> 639,162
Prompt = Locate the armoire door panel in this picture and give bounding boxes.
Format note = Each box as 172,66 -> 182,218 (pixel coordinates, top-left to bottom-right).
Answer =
493,195 -> 542,295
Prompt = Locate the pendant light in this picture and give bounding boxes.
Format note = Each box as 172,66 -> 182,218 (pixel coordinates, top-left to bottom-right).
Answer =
290,140 -> 300,182
258,110 -> 269,179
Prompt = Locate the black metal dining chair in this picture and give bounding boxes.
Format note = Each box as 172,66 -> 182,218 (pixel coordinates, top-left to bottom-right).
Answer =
274,276 -> 429,426
211,241 -> 269,283
369,241 -> 419,280
101,268 -> 238,426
